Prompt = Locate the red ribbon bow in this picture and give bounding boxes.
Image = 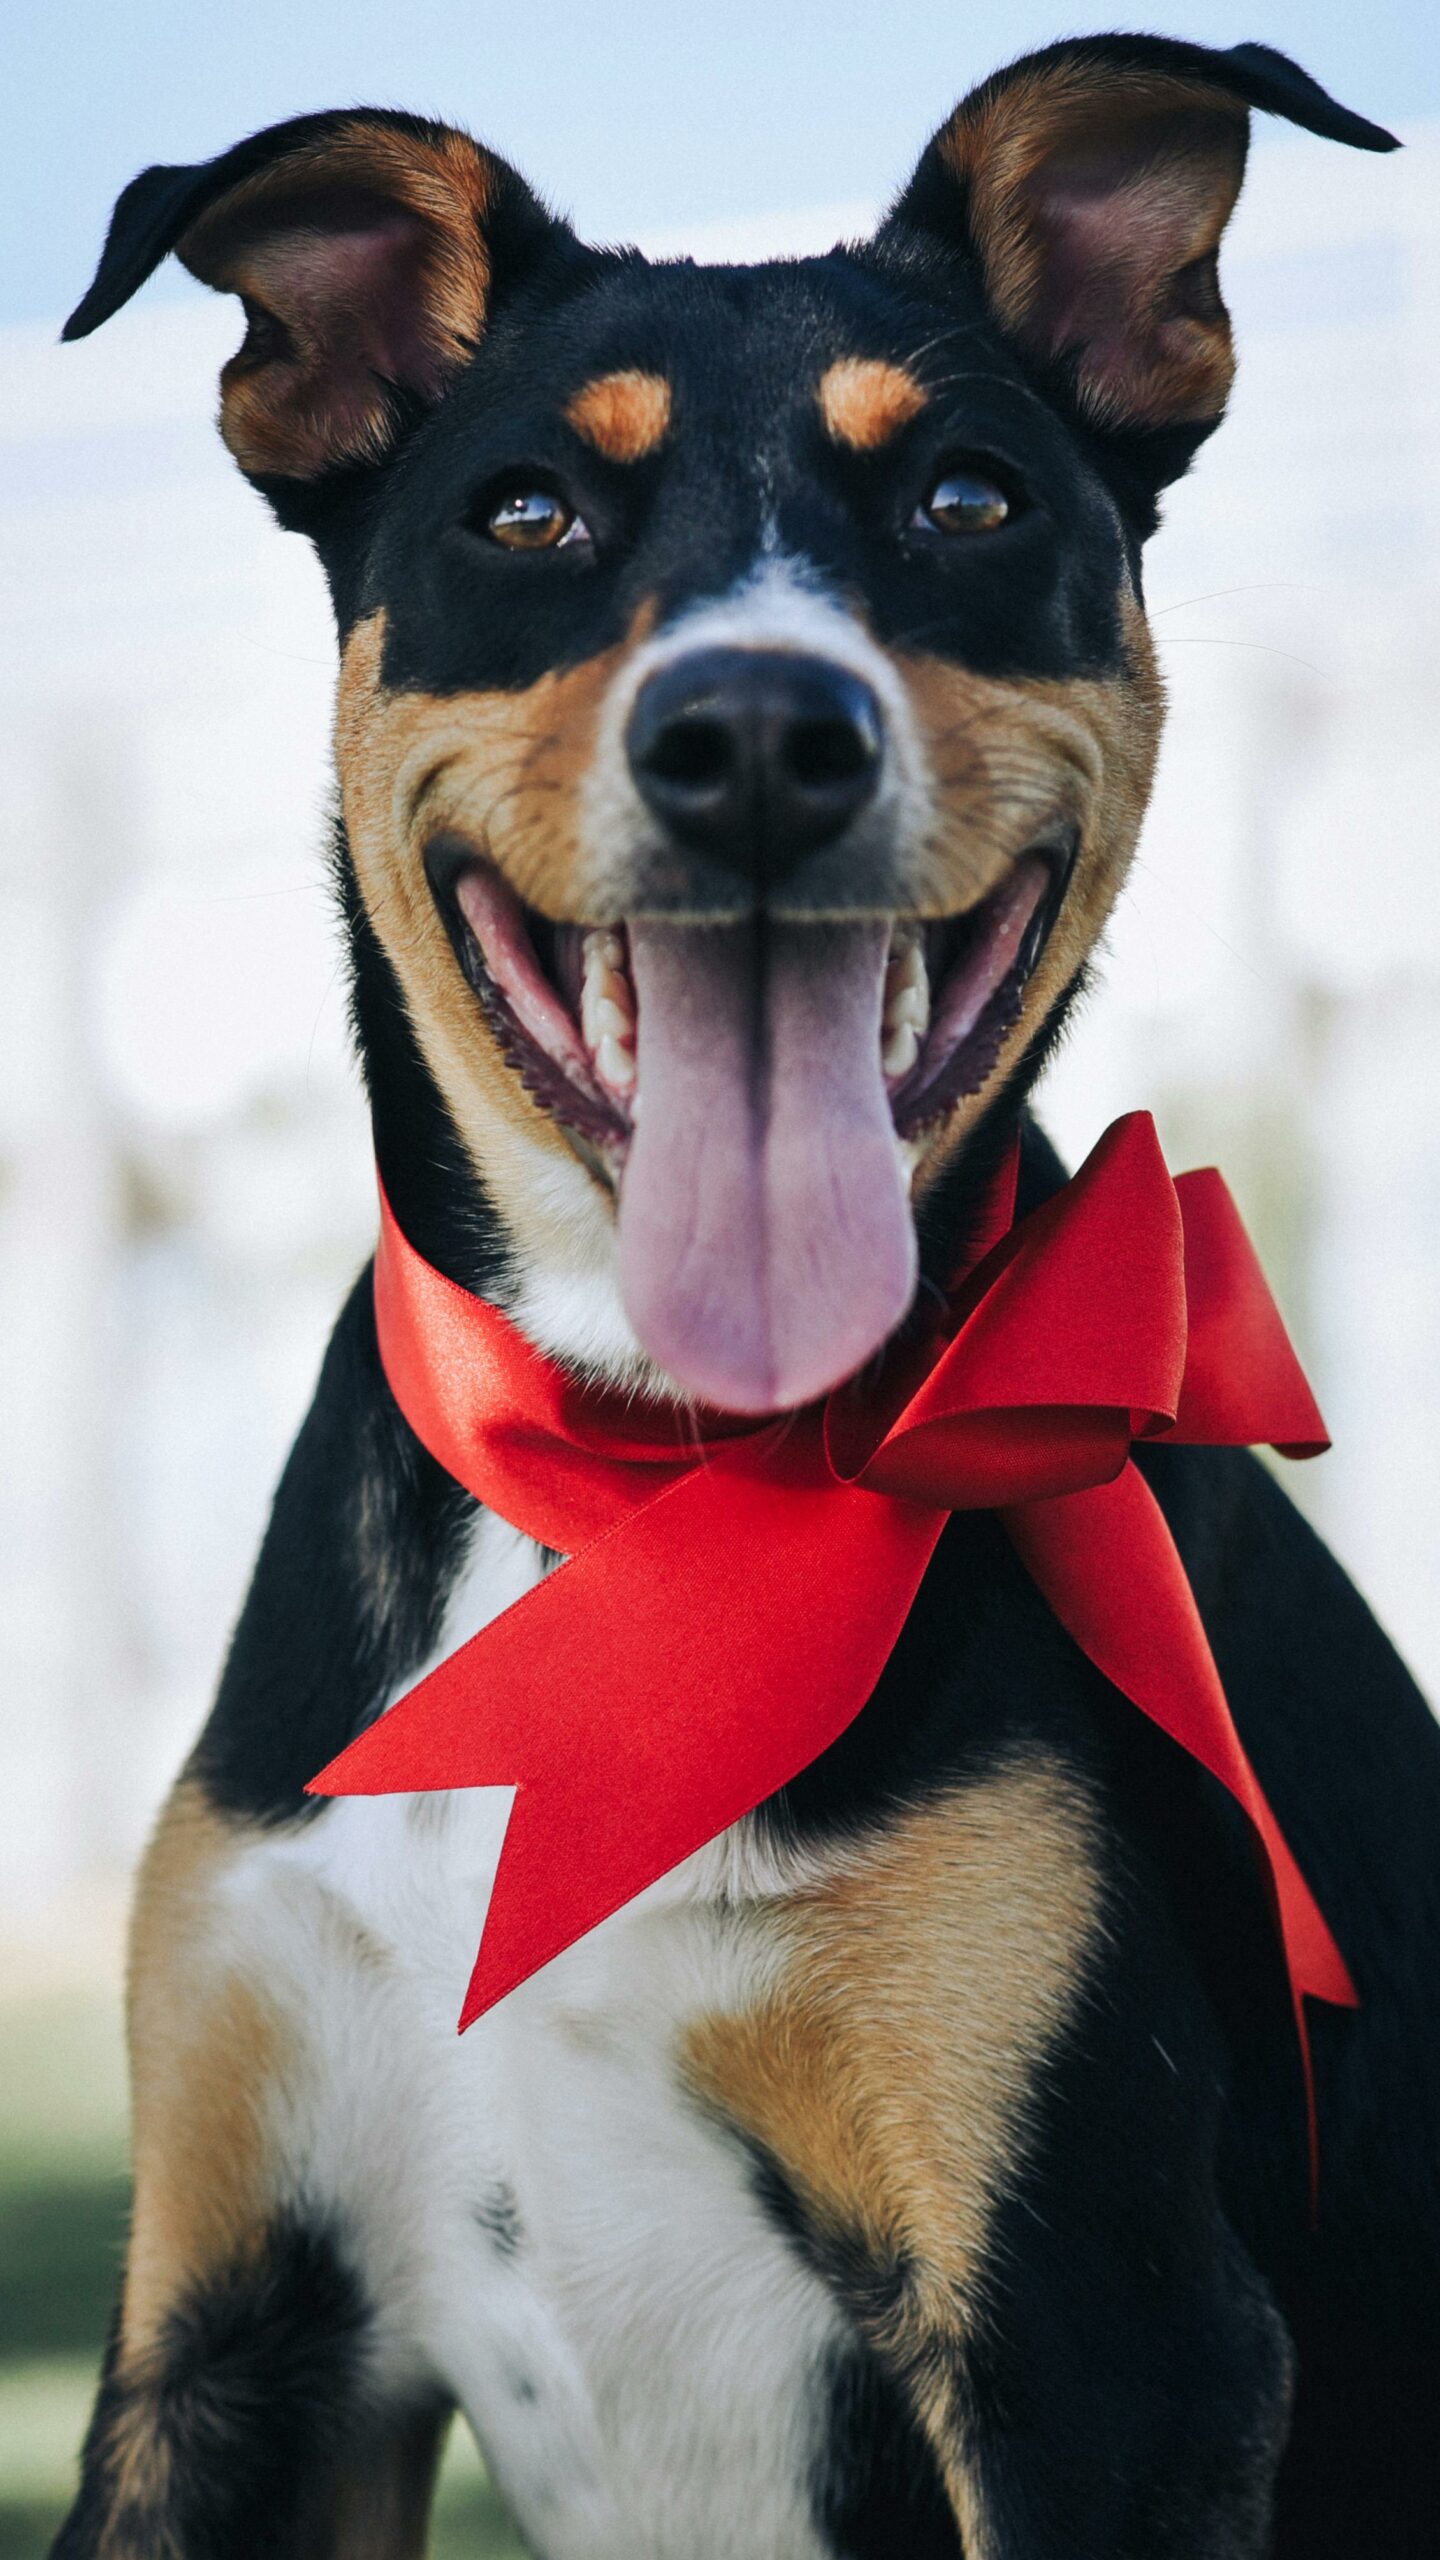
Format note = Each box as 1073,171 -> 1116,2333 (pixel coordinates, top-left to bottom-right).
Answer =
310,1114 -> 1356,2181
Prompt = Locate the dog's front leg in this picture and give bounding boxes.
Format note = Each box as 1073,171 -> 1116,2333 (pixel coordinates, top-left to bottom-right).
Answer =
945,2206 -> 1295,2557
49,1779 -> 451,2560
688,1749 -> 1295,2556
54,2354 -> 447,2560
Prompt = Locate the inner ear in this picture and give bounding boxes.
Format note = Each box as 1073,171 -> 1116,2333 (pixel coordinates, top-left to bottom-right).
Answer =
1017,101 -> 1250,429
178,125 -> 497,479
939,76 -> 1250,432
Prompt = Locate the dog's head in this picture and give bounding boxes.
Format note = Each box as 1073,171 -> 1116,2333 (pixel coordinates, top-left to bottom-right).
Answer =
70,37 -> 1394,1413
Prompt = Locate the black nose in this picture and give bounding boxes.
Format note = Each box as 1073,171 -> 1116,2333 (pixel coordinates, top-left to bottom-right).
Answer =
625,647 -> 883,880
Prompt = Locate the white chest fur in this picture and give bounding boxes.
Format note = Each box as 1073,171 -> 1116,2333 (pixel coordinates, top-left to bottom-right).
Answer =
223,1510 -> 847,2560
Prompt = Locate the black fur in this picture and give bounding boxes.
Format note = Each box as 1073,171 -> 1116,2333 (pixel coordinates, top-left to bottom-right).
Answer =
189,1264 -> 476,1824
818,2341 -> 961,2557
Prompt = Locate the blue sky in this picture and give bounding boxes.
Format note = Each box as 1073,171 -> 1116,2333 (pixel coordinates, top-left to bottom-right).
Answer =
5,0 -> 1433,327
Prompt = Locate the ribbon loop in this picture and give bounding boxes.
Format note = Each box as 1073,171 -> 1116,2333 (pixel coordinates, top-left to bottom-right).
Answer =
854,1404 -> 1138,1510
1169,1169 -> 1329,1455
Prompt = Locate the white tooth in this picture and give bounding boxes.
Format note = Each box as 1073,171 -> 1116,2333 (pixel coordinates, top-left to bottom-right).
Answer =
886,948 -> 927,1000
583,939 -> 625,988
596,977 -> 629,1017
882,1021 -> 920,1080
590,992 -> 634,1042
886,983 -> 929,1033
881,957 -> 922,1003
596,1031 -> 637,1093
580,929 -> 637,1063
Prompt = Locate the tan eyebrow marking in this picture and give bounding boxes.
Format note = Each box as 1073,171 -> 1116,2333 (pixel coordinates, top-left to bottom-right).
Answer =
819,356 -> 928,452
565,369 -> 673,463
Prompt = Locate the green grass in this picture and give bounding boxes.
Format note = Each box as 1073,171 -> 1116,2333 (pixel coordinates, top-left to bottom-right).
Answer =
0,1990 -> 528,2557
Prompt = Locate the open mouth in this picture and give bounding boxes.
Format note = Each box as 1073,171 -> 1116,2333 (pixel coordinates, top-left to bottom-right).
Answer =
428,834 -> 1075,1411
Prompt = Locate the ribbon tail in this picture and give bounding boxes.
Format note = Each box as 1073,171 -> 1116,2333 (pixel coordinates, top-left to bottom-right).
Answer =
1004,1462 -> 1357,2206
311,1453 -> 946,2017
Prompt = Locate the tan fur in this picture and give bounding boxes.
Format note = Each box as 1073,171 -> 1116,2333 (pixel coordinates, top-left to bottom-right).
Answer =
566,369 -> 673,463
938,65 -> 1247,426
179,121 -> 494,477
336,607 -> 655,1251
818,357 -> 928,451
896,595 -> 1163,1191
684,1756 -> 1102,2550
121,1782 -> 287,2359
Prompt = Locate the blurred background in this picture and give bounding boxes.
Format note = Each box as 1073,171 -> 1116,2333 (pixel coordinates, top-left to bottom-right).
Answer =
2,2 -> 1437,2549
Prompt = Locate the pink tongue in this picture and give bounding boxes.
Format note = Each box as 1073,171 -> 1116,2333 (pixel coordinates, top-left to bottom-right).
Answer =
620,920 -> 916,1414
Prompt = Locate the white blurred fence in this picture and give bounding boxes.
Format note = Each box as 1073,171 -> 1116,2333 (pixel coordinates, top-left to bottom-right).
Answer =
2,131 -> 1437,1953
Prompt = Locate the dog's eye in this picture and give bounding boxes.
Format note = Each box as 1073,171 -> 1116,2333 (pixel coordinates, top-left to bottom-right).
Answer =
484,488 -> 588,552
914,468 -> 1011,537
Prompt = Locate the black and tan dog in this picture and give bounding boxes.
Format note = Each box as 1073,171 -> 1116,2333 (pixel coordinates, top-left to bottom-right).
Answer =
55,34 -> 1440,2559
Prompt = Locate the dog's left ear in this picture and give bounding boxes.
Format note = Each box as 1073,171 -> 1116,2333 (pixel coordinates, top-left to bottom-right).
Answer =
881,36 -> 1396,475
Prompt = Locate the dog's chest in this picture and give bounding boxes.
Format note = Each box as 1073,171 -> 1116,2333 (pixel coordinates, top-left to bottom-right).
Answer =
249,1511 -> 849,2560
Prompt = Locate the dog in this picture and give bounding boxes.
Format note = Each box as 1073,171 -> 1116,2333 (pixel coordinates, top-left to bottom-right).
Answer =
53,33 -> 1440,2559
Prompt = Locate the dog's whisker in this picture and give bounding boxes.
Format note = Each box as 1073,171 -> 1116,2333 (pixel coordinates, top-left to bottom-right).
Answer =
1157,635 -> 1333,678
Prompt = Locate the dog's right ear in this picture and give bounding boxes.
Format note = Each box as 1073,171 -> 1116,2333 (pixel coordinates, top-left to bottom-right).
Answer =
64,110 -> 564,485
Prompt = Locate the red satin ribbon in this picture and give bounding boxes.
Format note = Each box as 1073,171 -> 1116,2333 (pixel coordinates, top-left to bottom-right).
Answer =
310,1114 -> 1356,2186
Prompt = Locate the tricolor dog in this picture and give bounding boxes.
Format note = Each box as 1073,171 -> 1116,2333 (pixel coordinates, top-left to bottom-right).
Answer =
56,34 -> 1440,2559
